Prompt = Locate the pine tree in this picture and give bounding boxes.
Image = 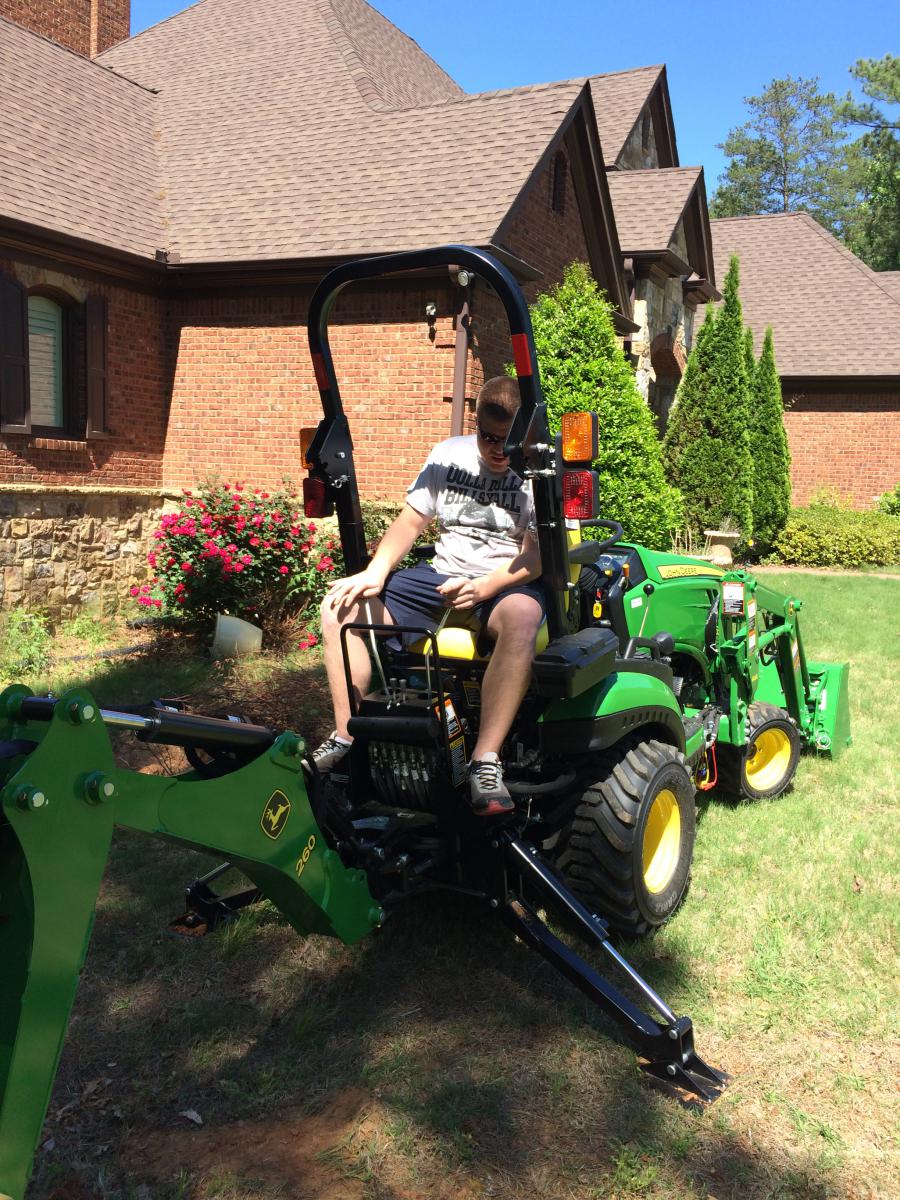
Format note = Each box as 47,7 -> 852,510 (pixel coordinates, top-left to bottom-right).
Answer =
663,256 -> 754,540
749,328 -> 792,549
526,262 -> 682,548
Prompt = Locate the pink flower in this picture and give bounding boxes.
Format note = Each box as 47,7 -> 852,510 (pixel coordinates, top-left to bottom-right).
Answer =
260,491 -> 270,499
307,633 -> 318,646
251,514 -> 264,527
283,540 -> 294,551
147,551 -> 157,567
279,564 -> 290,575
181,562 -> 192,572
233,562 -> 245,573
249,536 -> 261,547
308,523 -> 317,533
129,585 -> 140,597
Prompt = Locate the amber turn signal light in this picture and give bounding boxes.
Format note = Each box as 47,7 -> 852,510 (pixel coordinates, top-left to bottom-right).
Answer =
299,426 -> 317,468
561,411 -> 598,463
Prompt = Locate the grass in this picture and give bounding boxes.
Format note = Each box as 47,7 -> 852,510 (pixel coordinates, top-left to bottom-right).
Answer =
7,572 -> 900,1199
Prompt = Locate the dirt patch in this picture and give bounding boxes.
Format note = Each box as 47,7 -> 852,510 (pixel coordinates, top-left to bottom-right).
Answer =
123,1086 -> 371,1197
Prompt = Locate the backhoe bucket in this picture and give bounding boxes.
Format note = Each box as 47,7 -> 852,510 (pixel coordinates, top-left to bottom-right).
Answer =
806,660 -> 852,757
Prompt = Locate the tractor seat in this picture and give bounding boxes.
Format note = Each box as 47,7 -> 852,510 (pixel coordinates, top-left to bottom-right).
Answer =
409,617 -> 550,662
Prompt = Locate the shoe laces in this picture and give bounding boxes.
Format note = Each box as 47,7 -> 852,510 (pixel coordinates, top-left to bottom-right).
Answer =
471,758 -> 502,790
313,735 -> 343,760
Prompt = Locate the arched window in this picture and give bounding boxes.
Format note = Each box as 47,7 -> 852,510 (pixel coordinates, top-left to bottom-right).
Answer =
28,294 -> 65,429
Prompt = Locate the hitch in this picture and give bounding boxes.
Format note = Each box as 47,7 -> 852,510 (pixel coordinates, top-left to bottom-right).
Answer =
501,835 -> 727,1101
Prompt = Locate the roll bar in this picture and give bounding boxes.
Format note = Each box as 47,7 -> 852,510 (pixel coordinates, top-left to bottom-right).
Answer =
305,245 -> 569,639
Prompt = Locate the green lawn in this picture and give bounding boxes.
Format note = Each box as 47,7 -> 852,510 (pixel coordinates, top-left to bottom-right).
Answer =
12,572 -> 900,1199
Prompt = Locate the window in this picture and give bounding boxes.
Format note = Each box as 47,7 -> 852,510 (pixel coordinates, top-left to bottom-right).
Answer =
551,151 -> 567,216
0,275 -> 107,438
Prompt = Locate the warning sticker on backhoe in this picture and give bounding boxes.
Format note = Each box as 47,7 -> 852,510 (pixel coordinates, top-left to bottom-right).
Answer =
449,736 -> 467,787
722,581 -> 745,616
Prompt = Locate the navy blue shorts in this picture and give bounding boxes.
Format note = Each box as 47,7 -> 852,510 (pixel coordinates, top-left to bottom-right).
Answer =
381,561 -> 544,651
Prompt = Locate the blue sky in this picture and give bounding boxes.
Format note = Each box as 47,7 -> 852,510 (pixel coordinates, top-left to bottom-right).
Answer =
131,0 -> 899,191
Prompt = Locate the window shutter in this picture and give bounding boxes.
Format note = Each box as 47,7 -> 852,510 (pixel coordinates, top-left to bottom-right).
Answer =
85,293 -> 108,437
0,274 -> 31,433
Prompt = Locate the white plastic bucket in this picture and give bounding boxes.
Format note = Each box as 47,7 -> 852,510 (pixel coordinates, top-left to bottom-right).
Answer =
210,613 -> 263,659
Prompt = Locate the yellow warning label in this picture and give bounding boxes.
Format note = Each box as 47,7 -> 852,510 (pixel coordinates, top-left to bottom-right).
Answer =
449,736 -> 467,787
261,790 -> 291,840
657,563 -> 725,579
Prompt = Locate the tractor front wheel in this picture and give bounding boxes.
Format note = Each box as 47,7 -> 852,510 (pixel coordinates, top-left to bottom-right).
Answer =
553,739 -> 696,937
718,703 -> 801,800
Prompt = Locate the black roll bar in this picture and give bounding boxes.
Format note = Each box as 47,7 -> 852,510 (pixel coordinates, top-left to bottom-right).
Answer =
305,245 -> 570,640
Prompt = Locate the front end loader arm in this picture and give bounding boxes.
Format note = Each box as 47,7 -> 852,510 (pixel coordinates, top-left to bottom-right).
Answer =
0,686 -> 379,1200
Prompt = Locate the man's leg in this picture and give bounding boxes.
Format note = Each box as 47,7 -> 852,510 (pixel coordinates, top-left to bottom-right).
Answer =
472,592 -> 543,760
320,593 -> 392,740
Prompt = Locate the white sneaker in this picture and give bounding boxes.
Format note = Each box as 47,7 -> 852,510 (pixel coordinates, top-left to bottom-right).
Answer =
311,732 -> 352,773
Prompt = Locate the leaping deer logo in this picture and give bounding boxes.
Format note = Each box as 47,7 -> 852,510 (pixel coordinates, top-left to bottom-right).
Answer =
261,791 -> 291,839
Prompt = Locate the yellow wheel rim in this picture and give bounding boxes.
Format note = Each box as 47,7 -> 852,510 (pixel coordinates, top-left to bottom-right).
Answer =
642,789 -> 682,894
744,727 -> 793,792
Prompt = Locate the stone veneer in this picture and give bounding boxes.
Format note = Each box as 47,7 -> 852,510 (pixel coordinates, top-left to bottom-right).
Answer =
0,486 -> 177,617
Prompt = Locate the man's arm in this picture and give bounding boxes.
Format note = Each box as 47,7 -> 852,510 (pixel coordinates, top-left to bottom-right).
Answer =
324,503 -> 431,611
437,532 -> 541,610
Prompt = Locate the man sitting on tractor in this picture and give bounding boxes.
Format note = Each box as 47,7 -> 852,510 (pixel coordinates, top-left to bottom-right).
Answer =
314,376 -> 544,815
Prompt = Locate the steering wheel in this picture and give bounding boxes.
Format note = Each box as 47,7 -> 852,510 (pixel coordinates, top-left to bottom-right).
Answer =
583,518 -> 624,554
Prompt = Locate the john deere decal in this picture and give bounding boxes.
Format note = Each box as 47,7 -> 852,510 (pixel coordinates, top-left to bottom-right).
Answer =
261,790 -> 291,839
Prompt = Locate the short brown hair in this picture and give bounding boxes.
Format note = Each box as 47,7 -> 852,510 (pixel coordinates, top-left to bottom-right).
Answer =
476,376 -> 520,423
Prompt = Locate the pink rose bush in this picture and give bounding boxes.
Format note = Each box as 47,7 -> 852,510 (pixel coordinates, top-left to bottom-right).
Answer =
135,480 -> 340,637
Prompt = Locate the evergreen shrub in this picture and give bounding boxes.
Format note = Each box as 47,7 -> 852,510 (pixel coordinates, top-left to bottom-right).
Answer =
664,257 -> 754,542
525,262 -> 681,548
748,327 -> 792,551
772,500 -> 900,567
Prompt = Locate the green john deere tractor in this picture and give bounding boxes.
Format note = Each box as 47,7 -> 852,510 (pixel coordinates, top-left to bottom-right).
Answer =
0,246 -> 850,1199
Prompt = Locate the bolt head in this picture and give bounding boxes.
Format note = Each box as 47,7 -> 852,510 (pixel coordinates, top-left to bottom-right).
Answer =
668,1028 -> 679,1040
667,1064 -> 677,1076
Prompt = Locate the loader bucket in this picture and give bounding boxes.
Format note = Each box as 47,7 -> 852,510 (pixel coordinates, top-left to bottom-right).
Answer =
806,661 -> 852,758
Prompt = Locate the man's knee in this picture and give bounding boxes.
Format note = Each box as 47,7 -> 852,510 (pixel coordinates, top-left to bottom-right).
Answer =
320,593 -> 355,638
488,594 -> 543,645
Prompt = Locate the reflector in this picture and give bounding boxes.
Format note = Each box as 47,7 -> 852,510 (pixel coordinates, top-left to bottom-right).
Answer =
562,470 -> 600,520
303,476 -> 333,518
561,411 -> 598,463
299,427 -> 317,467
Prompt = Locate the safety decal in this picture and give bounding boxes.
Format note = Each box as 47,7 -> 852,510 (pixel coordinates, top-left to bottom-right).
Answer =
463,680 -> 482,707
657,563 -> 725,579
436,697 -> 462,739
261,790 -> 292,840
449,736 -> 467,787
722,581 -> 745,617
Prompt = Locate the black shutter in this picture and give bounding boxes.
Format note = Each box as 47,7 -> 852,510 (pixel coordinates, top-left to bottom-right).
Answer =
66,303 -> 87,437
0,274 -> 31,433
85,293 -> 108,437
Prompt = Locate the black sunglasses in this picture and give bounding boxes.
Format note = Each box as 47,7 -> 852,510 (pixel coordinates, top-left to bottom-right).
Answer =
476,423 -> 510,448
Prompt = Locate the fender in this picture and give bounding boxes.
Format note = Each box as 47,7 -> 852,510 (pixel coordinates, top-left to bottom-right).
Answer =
537,669 -> 684,755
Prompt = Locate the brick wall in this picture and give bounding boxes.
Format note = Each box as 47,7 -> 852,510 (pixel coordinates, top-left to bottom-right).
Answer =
163,283 -> 461,500
784,389 -> 900,508
0,0 -> 128,55
0,256 -> 170,487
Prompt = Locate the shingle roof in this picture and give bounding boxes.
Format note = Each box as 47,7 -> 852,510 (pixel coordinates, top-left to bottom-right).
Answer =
606,167 -> 702,252
709,213 -> 900,378
588,66 -> 661,163
0,14 -> 164,257
877,271 -> 900,301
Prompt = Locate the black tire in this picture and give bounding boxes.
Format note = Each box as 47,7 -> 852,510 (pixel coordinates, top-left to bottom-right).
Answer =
553,739 -> 696,937
717,702 -> 801,801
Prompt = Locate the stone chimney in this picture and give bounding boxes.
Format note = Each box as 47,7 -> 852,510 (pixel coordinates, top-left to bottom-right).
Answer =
0,1 -> 130,57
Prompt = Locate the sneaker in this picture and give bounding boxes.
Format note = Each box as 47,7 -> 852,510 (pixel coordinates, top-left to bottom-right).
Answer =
468,752 -> 515,816
311,732 -> 352,773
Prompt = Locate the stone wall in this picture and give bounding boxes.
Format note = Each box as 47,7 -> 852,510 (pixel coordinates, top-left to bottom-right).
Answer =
0,486 -> 176,617
631,221 -> 694,422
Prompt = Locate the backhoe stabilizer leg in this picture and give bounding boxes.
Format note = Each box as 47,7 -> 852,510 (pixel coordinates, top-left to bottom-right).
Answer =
500,835 -> 727,1102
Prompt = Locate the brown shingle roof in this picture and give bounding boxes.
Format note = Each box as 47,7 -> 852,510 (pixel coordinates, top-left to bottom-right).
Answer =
607,167 -> 701,251
0,13 -> 164,257
95,0 -> 582,263
709,213 -> 900,378
877,271 -> 900,301
588,66 -> 661,163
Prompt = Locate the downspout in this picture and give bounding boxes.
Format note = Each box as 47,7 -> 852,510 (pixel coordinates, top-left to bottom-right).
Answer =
450,289 -> 471,437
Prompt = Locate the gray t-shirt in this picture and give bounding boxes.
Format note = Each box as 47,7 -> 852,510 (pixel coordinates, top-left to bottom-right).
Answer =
406,435 -> 535,578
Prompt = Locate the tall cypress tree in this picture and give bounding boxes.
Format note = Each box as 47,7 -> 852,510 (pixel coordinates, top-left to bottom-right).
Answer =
663,256 -> 754,540
749,327 -> 792,549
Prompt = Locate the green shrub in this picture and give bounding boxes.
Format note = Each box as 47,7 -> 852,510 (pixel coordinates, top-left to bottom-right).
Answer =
772,502 -> 900,567
748,327 -> 791,551
664,256 -> 754,542
524,261 -> 682,549
1,610 -> 51,676
876,482 -> 900,516
58,612 -> 109,648
139,480 -> 339,635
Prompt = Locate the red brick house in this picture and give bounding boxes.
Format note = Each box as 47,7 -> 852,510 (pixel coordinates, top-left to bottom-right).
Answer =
1,0 -> 722,612
709,214 -> 900,507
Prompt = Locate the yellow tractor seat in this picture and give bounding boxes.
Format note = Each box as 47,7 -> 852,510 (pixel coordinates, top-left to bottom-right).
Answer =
409,618 -> 550,662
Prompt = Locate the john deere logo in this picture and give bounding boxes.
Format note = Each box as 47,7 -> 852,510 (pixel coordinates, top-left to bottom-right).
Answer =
261,790 -> 291,840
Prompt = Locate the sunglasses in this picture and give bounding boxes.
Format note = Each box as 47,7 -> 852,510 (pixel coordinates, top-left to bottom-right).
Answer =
476,423 -> 510,448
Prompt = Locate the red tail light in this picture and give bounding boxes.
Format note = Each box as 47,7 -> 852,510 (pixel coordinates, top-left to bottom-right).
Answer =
562,470 -> 600,520
303,476 -> 334,518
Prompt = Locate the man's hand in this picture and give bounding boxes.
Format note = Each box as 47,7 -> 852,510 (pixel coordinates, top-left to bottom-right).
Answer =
437,575 -> 486,610
325,565 -> 388,613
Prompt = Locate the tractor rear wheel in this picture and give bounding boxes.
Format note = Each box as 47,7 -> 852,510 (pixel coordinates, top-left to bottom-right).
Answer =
718,703 -> 800,800
553,739 -> 696,938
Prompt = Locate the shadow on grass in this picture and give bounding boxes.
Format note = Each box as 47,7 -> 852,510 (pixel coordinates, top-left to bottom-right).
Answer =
26,835 -> 840,1200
